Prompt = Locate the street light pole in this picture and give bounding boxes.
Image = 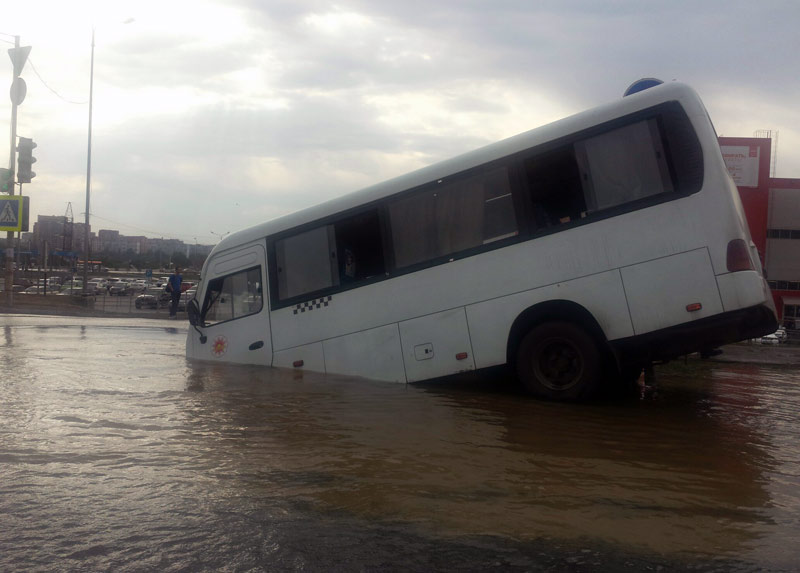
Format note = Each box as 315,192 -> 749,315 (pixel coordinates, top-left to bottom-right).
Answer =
82,27 -> 95,294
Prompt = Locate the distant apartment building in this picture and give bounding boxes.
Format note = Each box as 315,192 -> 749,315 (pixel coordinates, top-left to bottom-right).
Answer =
32,215 -> 69,253
148,237 -> 185,256
98,229 -> 119,247
124,236 -> 148,254
187,242 -> 214,258
71,222 -> 93,254
26,215 -> 206,263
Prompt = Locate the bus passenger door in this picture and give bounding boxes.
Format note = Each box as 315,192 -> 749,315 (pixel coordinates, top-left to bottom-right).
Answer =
195,243 -> 272,366
399,307 -> 475,382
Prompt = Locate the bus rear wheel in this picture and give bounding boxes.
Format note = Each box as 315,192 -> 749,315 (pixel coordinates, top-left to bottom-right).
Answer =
516,322 -> 601,400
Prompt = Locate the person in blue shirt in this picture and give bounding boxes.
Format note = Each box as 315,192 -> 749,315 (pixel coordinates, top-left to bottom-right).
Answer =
166,267 -> 183,318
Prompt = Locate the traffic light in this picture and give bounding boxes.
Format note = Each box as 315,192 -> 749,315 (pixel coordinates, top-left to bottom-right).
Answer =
17,137 -> 37,184
0,168 -> 12,193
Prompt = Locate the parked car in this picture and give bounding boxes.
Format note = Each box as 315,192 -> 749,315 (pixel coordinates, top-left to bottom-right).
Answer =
57,283 -> 84,296
109,281 -> 132,296
134,294 -> 160,309
28,279 -> 60,293
86,280 -> 106,295
145,285 -> 164,297
774,328 -> 787,343
177,290 -> 196,311
760,333 -> 780,345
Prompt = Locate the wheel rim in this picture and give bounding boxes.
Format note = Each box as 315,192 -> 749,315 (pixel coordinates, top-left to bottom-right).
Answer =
533,338 -> 583,391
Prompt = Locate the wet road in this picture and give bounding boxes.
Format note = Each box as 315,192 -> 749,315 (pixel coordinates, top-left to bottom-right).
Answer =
1,314 -> 799,571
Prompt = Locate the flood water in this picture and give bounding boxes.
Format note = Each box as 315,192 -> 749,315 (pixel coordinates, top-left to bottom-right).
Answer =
1,314 -> 799,571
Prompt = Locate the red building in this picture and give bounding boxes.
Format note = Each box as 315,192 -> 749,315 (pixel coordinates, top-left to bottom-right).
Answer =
719,137 -> 800,330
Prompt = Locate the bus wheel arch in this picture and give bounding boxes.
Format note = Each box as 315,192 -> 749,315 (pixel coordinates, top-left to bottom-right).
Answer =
507,301 -> 612,400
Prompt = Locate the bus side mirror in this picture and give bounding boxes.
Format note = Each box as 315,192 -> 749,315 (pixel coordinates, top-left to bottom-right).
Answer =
187,299 -> 200,327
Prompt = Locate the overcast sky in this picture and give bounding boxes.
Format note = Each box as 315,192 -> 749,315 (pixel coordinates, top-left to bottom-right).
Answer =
3,0 -> 799,244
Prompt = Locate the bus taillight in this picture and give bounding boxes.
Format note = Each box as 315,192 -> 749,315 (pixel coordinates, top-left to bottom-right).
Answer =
727,239 -> 753,272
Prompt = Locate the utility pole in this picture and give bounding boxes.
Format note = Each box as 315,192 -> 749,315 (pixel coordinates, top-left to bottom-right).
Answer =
5,36 -> 30,304
82,28 -> 95,295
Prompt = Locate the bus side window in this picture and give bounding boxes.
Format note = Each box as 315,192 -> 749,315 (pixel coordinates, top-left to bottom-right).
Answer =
333,210 -> 385,283
575,118 -> 673,212
388,166 -> 517,269
275,226 -> 339,300
524,148 -> 587,228
273,209 -> 386,302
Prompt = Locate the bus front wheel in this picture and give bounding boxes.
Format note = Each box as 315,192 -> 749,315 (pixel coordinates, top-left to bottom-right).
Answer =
516,322 -> 601,400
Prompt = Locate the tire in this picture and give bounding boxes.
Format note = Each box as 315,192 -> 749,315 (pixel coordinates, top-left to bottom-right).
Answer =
516,321 -> 601,400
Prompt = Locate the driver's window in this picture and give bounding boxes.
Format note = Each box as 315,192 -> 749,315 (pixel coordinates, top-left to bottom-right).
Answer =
202,266 -> 263,325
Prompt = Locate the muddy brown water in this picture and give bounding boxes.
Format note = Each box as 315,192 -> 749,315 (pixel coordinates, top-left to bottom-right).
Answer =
1,315 -> 799,571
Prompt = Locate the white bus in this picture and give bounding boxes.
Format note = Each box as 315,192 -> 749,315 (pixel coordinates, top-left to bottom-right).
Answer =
187,82 -> 777,400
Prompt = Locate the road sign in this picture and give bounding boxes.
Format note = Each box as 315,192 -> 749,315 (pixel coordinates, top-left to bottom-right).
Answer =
8,46 -> 31,77
10,77 -> 26,105
0,196 -> 29,232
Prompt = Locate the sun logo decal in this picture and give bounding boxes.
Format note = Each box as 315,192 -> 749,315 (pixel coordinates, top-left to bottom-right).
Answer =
211,335 -> 228,357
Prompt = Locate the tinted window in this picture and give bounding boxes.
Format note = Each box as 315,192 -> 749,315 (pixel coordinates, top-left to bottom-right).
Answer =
333,210 -> 386,283
274,209 -> 385,302
522,107 -> 700,231
576,118 -> 673,211
276,226 -> 337,300
388,166 -> 516,268
524,147 -> 586,227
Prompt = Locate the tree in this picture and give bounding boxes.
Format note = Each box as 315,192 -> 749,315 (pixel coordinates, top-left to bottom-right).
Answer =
171,252 -> 189,269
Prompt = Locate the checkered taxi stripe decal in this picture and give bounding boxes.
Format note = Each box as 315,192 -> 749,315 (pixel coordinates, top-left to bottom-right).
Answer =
293,295 -> 333,314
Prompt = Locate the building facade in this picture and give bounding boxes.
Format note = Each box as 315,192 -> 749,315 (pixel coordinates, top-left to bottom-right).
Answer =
720,137 -> 800,329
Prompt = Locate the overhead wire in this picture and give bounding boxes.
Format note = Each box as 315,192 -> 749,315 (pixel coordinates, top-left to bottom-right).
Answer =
8,33 -> 214,245
26,58 -> 87,104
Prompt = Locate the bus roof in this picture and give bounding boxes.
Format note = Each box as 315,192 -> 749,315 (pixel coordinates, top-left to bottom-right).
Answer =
212,81 -> 704,255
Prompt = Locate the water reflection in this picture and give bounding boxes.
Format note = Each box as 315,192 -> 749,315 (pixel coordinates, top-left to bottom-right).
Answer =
177,360 -> 785,560
1,316 -> 798,570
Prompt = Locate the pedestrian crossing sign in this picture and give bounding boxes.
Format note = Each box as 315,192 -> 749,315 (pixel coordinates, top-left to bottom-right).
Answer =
0,196 -> 29,232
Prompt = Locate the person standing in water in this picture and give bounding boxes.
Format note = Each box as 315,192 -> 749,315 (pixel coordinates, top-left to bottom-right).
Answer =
166,267 -> 183,318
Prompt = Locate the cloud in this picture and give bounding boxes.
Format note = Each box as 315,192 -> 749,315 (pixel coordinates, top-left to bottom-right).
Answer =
6,0 -> 800,243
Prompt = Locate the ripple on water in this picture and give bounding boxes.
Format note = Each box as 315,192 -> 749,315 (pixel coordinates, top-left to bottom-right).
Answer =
1,318 -> 800,570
